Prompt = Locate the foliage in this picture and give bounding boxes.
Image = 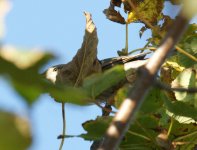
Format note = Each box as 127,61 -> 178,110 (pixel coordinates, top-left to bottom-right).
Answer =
0,0 -> 197,150
0,111 -> 32,150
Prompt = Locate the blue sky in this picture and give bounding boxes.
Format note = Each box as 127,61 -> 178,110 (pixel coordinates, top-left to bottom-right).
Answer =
0,1 -> 196,150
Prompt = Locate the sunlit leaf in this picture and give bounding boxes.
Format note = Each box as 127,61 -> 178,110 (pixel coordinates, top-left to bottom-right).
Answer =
171,68 -> 197,105
114,84 -> 129,108
0,45 -> 54,69
163,93 -> 197,122
127,0 -> 164,25
0,111 -> 32,150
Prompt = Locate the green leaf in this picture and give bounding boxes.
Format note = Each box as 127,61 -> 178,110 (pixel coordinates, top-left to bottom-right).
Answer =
0,111 -> 32,150
83,65 -> 125,99
163,94 -> 197,122
171,68 -> 197,106
0,48 -> 54,104
114,87 -> 163,114
120,115 -> 159,150
114,84 -> 129,108
79,116 -> 112,140
140,88 -> 163,114
45,83 -> 90,105
170,120 -> 197,149
178,35 -> 197,67
177,24 -> 197,68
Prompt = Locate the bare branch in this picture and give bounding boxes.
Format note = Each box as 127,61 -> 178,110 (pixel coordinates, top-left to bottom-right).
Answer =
98,10 -> 190,150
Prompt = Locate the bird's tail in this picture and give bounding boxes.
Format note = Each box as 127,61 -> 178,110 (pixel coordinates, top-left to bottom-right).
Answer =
101,52 -> 151,71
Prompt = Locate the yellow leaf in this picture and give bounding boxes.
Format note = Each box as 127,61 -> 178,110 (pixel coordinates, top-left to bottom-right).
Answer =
127,11 -> 138,23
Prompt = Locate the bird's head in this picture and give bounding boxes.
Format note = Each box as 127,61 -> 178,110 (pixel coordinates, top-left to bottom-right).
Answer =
42,64 -> 65,84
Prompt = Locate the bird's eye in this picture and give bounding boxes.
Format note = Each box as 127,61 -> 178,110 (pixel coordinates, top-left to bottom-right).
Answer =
53,68 -> 57,72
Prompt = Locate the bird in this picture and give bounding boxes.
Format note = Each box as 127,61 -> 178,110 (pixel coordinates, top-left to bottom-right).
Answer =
43,52 -> 149,104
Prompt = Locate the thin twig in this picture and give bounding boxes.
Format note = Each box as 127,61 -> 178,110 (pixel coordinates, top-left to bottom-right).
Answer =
175,45 -> 197,62
98,9 -> 190,150
155,80 -> 197,93
129,47 -> 156,54
127,130 -> 151,141
174,130 -> 197,142
167,118 -> 173,137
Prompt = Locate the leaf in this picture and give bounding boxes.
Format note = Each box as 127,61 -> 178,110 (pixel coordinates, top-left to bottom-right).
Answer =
180,23 -> 197,43
114,84 -> 129,108
45,83 -> 90,105
0,45 -> 54,69
103,7 -> 126,24
139,26 -> 147,38
120,115 -> 159,149
83,65 -> 125,99
0,48 -> 54,104
140,88 -> 163,114
0,111 -> 32,150
111,0 -> 122,7
178,35 -> 197,68
163,94 -> 197,123
151,15 -> 174,45
79,116 -> 112,140
55,12 -> 102,86
126,0 -> 164,25
171,68 -> 197,106
169,0 -> 181,5
115,87 -> 163,113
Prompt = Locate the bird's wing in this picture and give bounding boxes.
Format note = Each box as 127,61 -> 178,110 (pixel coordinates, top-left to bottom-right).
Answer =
101,52 -> 151,71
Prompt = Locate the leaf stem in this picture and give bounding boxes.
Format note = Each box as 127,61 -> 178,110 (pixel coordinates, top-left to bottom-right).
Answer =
129,47 -> 156,54
127,130 -> 151,141
174,130 -> 197,142
167,117 -> 173,137
175,45 -> 197,62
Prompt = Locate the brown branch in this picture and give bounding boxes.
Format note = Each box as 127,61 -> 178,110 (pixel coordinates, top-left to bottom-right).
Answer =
155,80 -> 197,93
98,11 -> 190,150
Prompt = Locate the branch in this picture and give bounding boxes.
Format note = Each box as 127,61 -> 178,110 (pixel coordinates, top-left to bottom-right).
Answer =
155,80 -> 197,93
98,10 -> 190,150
